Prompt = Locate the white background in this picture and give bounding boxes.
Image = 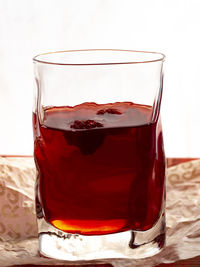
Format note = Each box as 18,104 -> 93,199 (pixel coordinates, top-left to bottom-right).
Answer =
0,0 -> 200,157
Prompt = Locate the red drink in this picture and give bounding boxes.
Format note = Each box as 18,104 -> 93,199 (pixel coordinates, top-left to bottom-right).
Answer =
33,102 -> 165,236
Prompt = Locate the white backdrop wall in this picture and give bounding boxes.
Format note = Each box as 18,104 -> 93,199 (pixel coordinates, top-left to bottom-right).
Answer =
0,0 -> 200,157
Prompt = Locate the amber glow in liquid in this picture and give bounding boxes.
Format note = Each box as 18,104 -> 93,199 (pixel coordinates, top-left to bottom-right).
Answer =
33,102 -> 165,236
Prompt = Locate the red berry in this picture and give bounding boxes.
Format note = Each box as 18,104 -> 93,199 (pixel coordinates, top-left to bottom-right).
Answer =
97,108 -> 122,115
70,120 -> 103,129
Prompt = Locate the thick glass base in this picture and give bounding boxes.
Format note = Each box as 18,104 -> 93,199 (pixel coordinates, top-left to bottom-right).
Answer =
38,213 -> 165,261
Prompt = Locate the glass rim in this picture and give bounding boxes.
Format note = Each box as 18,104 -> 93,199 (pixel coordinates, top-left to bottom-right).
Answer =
33,49 -> 165,66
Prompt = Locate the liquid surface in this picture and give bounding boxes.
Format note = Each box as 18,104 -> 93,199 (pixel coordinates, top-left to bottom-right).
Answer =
33,102 -> 165,235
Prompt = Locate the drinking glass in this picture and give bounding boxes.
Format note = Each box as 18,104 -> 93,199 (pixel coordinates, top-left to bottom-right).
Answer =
33,49 -> 166,261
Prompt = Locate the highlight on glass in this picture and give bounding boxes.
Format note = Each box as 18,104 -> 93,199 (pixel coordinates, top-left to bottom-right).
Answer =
33,49 -> 166,260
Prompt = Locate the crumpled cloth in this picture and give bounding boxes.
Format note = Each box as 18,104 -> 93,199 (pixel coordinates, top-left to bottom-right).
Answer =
0,156 -> 200,266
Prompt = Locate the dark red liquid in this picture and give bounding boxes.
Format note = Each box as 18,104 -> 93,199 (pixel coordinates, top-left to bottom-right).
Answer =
33,102 -> 165,235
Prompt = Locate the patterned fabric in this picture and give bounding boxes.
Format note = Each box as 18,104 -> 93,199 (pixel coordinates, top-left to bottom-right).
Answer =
0,157 -> 37,241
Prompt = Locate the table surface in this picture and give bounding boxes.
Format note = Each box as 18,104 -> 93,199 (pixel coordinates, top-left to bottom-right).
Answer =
3,157 -> 199,267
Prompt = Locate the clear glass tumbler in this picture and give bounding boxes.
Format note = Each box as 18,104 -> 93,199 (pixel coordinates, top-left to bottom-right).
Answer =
33,49 -> 166,261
